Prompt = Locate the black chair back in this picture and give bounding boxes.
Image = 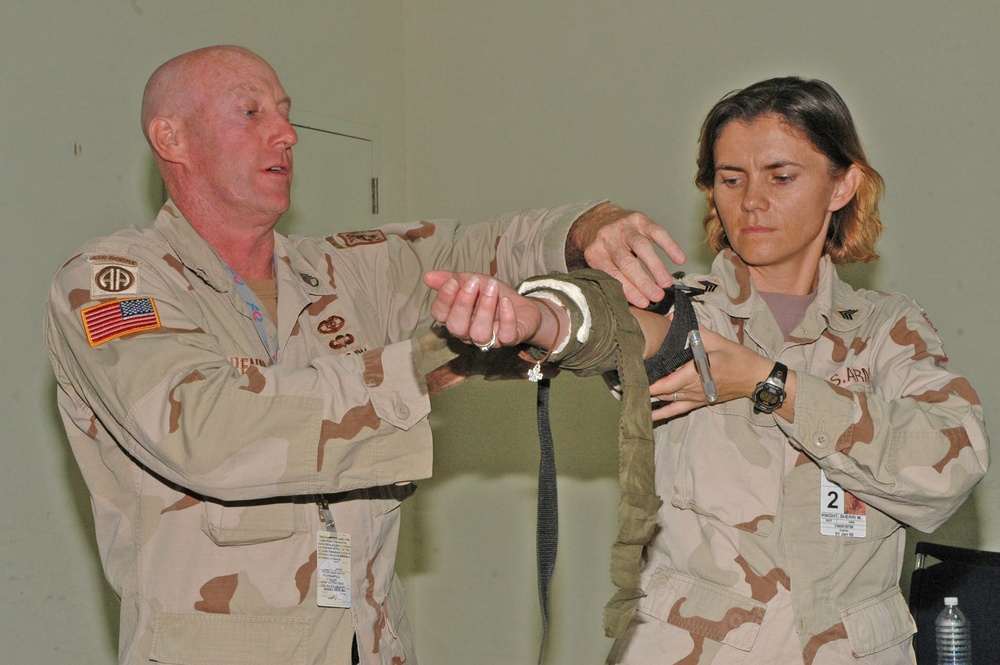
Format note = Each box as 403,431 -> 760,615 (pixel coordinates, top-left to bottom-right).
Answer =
909,541 -> 1000,664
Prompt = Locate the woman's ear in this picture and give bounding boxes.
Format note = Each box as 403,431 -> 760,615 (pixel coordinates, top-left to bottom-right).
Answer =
828,164 -> 862,212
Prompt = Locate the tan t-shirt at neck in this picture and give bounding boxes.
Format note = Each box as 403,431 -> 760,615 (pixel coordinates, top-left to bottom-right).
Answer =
759,290 -> 817,339
245,277 -> 278,325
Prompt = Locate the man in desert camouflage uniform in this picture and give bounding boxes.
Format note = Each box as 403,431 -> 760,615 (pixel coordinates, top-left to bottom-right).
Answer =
44,45 -> 685,665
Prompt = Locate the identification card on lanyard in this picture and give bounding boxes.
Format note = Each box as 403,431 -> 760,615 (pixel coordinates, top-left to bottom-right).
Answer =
819,470 -> 867,538
316,497 -> 352,608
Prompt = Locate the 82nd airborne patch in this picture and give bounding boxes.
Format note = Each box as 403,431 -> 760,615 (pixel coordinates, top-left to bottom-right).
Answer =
89,254 -> 140,299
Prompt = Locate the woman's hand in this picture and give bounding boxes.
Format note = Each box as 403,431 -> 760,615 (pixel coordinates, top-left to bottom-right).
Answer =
647,327 -> 775,420
422,271 -> 566,351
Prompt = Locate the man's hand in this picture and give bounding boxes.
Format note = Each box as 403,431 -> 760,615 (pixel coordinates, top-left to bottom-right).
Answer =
566,202 -> 686,308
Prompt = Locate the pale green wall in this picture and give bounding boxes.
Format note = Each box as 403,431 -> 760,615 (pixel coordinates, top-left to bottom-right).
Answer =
3,2 -> 998,664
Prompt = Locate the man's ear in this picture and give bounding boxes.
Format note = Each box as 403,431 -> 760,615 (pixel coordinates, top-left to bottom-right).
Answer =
148,117 -> 186,164
828,164 -> 862,213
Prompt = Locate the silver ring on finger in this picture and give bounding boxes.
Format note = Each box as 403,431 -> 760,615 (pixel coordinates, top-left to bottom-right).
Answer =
673,392 -> 678,402
477,330 -> 498,352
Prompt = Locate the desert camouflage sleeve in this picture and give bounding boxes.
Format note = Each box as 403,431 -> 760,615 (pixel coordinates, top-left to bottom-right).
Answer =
45,202 -> 598,504
782,295 -> 990,532
341,201 -> 600,345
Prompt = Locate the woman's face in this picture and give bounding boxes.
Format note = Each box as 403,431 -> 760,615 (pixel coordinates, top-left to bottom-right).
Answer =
712,114 -> 858,293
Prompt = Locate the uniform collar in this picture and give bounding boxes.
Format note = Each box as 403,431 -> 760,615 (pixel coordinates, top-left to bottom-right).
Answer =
690,251 -> 875,334
154,201 -> 231,292
273,235 -> 337,298
154,201 -> 335,298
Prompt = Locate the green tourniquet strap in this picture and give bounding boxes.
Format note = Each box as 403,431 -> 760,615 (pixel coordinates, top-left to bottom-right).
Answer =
519,269 -> 662,641
594,275 -> 662,639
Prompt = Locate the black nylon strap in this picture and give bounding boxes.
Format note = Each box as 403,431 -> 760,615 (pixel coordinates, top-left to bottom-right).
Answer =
643,287 -> 698,384
535,377 -> 557,664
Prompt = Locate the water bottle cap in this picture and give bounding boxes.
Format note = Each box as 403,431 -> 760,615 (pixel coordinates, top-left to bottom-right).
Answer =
944,597 -> 958,606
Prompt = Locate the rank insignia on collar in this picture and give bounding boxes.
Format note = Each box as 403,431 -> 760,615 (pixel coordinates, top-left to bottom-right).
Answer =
698,280 -> 718,293
839,309 -> 858,321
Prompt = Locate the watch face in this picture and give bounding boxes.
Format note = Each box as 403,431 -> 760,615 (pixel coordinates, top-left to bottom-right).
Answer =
753,363 -> 787,414
757,386 -> 781,407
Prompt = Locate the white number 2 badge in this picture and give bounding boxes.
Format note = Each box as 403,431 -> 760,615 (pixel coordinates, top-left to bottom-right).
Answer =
820,470 -> 867,538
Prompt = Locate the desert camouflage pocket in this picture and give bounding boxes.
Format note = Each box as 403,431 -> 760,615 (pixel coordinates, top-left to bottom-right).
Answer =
202,500 -> 308,546
638,566 -> 766,652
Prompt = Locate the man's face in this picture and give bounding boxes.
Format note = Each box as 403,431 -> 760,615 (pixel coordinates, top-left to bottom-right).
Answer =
181,52 -> 298,225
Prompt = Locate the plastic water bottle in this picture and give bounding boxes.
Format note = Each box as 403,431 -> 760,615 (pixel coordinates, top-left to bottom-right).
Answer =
935,596 -> 971,665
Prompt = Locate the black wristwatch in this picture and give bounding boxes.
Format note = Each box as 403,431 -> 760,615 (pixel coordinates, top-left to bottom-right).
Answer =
752,362 -> 788,414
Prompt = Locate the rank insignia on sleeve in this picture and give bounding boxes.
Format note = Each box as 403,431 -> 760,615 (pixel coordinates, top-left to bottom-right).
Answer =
82,298 -> 161,347
89,255 -> 140,299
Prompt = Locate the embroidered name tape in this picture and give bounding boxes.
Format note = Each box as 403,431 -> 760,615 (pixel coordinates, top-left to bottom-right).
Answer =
82,298 -> 161,347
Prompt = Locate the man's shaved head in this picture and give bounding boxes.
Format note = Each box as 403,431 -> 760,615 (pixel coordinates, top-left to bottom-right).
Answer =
140,45 -> 273,143
139,45 -> 296,235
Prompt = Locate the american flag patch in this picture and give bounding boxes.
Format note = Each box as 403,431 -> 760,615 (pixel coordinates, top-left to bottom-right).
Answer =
81,298 -> 161,347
